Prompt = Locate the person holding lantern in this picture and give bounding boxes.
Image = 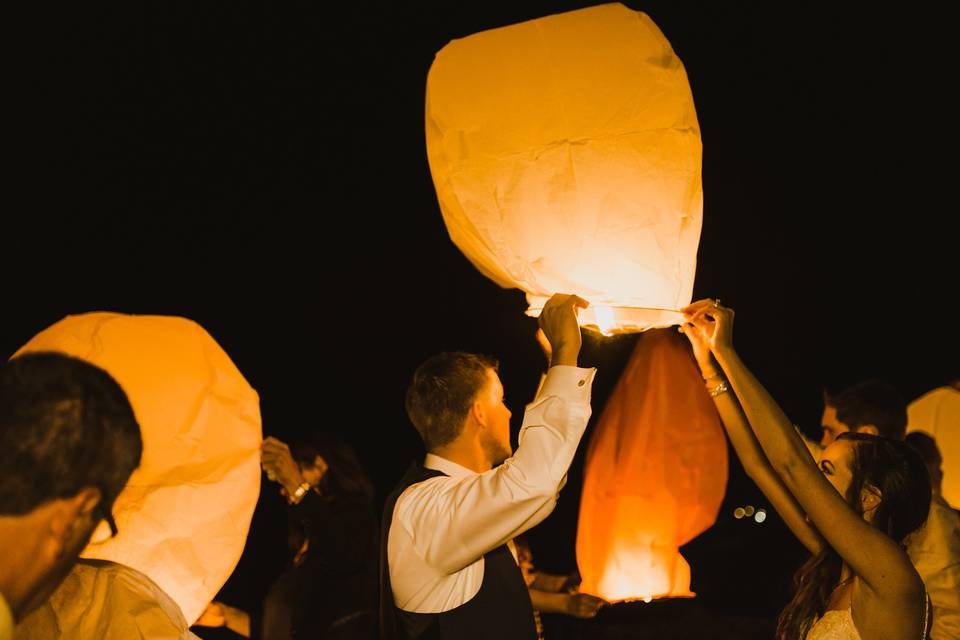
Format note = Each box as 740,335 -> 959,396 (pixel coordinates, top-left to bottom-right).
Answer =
680,299 -> 932,640
199,432 -> 378,640
811,381 -> 960,639
380,293 -> 594,640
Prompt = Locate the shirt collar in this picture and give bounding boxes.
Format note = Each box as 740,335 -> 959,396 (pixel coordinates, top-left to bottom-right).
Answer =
424,453 -> 477,478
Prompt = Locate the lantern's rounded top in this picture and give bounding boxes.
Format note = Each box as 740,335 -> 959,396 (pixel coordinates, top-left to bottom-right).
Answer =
427,4 -> 702,330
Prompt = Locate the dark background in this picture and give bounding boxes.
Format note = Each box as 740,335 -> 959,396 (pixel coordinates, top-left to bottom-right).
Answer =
5,1 -> 956,634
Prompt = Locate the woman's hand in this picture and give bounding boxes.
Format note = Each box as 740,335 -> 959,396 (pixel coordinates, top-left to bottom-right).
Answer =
678,314 -> 719,377
261,436 -> 305,497
681,299 -> 735,354
565,592 -> 607,619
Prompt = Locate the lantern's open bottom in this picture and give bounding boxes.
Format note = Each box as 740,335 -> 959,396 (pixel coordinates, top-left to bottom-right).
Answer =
525,302 -> 685,335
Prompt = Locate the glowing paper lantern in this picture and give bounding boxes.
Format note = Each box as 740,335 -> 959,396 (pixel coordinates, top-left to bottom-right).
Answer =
426,3 -> 702,334
576,329 -> 727,601
907,386 -> 960,507
13,313 -> 261,624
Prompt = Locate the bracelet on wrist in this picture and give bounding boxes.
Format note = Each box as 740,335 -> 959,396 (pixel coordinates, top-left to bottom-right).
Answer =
288,482 -> 311,505
707,379 -> 730,398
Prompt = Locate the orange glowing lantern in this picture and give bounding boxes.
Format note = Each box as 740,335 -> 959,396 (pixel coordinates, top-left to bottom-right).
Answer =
576,329 -> 727,601
426,3 -> 702,334
907,386 -> 960,507
13,313 -> 262,624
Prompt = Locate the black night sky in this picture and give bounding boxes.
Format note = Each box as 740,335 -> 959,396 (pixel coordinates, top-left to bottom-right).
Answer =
4,2 -> 956,633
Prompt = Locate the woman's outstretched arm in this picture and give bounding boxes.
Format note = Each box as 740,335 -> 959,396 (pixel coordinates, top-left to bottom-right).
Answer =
679,319 -> 823,554
684,300 -> 922,604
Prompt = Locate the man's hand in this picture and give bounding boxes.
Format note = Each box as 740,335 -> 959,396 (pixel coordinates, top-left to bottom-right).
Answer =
565,592 -> 607,619
195,601 -> 226,627
197,601 -> 252,637
261,436 -> 304,497
535,327 -> 552,366
538,293 -> 589,367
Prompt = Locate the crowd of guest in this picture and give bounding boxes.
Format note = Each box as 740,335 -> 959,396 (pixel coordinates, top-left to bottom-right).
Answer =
2,294 -> 957,640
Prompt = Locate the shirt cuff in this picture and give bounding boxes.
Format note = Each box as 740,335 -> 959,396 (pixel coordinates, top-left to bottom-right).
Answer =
538,365 -> 595,403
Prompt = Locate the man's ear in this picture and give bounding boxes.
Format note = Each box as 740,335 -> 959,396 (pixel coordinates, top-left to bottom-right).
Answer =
470,399 -> 488,429
855,424 -> 880,437
46,487 -> 101,558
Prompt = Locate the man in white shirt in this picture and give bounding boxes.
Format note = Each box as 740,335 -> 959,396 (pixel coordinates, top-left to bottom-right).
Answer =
905,431 -> 960,640
380,293 -> 594,640
0,353 -> 142,640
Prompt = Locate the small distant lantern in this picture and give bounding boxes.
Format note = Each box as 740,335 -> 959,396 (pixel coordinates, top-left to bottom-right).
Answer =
576,329 -> 727,601
907,386 -> 960,507
426,3 -> 702,333
14,313 -> 262,624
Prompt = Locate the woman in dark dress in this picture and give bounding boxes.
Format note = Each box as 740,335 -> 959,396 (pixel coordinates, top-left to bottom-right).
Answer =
262,432 -> 378,639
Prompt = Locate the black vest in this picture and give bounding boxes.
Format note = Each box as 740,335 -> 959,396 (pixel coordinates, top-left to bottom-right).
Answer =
379,462 -> 537,640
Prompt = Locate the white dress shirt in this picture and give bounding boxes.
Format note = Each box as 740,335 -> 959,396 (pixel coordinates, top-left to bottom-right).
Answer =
388,365 -> 595,613
906,494 -> 960,640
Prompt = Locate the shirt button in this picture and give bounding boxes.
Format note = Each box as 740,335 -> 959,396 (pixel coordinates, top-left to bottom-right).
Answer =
578,379 -> 585,387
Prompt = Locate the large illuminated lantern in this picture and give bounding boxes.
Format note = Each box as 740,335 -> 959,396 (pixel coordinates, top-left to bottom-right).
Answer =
426,3 -> 702,334
576,329 -> 727,601
14,313 -> 261,624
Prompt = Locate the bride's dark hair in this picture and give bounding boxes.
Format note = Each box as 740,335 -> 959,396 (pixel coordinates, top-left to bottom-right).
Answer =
776,433 -> 930,639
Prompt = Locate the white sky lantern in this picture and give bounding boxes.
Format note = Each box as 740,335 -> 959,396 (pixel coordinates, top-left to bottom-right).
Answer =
907,386 -> 960,507
426,3 -> 702,333
14,313 -> 262,625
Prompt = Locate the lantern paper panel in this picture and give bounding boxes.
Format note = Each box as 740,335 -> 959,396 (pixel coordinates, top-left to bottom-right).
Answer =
576,329 -> 727,601
426,3 -> 702,334
907,386 -> 960,507
13,313 -> 262,624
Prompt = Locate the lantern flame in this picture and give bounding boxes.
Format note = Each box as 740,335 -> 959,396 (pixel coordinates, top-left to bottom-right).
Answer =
590,537 -> 692,602
594,306 -> 616,336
